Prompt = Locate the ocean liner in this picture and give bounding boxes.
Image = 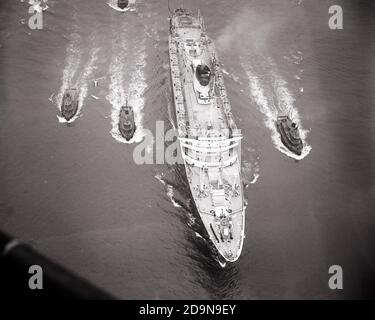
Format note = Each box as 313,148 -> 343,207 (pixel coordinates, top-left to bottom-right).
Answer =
169,9 -> 245,262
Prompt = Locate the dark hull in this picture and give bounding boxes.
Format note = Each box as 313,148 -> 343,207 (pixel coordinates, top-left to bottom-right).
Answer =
118,125 -> 136,141
61,102 -> 78,121
276,122 -> 303,156
118,106 -> 136,140
118,0 -> 129,9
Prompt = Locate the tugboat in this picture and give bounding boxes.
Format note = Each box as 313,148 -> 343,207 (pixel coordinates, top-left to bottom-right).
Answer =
276,115 -> 303,155
118,102 -> 136,141
61,89 -> 79,121
118,0 -> 129,9
108,0 -> 135,12
169,9 -> 245,262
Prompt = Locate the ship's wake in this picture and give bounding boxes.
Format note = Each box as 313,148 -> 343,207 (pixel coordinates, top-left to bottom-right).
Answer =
242,62 -> 311,160
107,33 -> 148,144
214,6 -> 311,160
55,33 -> 99,124
55,34 -> 81,123
155,168 -> 200,229
28,0 -> 49,12
242,153 -> 260,187
107,55 -> 129,142
155,168 -> 235,271
154,173 -> 184,209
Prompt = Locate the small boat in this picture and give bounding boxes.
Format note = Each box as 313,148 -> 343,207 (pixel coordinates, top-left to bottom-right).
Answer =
118,103 -> 136,140
276,115 -> 303,155
118,0 -> 129,9
61,89 -> 79,121
108,0 -> 136,12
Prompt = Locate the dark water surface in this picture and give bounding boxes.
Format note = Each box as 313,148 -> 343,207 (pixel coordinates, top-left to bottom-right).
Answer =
0,0 -> 374,299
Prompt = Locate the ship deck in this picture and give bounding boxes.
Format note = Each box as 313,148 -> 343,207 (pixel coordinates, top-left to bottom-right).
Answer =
169,10 -> 245,261
183,82 -> 227,135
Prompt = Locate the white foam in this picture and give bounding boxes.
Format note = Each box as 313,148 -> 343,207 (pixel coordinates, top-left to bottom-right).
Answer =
55,35 -> 81,123
222,68 -> 241,84
187,212 -> 196,227
194,232 -> 204,240
56,47 -> 99,124
154,173 -> 166,185
75,48 -> 100,113
167,185 -> 181,208
250,173 -> 260,184
245,68 -> 277,129
242,158 -> 260,186
127,48 -> 148,141
244,66 -> 311,160
28,0 -> 48,12
154,174 -> 181,208
107,40 -> 147,144
272,72 -> 312,160
107,55 -> 127,135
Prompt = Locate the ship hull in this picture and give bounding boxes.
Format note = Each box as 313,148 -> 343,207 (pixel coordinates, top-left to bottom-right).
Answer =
61,104 -> 78,121
276,118 -> 303,156
118,106 -> 136,141
61,89 -> 79,121
183,162 -> 245,262
168,9 -> 245,262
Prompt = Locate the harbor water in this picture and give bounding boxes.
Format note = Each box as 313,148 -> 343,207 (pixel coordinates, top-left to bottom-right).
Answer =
0,0 -> 374,298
